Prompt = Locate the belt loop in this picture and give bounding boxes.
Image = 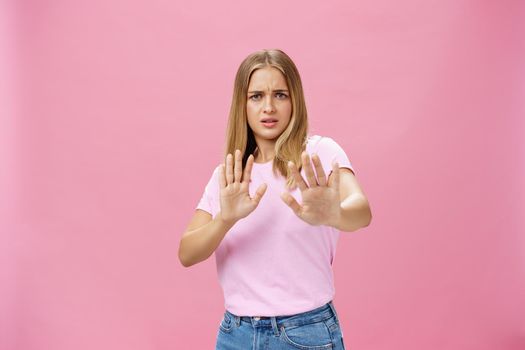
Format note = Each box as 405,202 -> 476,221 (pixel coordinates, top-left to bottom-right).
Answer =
271,316 -> 280,336
234,314 -> 240,327
328,300 -> 339,323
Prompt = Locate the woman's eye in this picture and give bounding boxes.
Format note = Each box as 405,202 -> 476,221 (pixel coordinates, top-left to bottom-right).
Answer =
249,93 -> 287,100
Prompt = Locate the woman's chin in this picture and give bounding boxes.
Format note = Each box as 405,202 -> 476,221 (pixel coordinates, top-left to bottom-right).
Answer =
255,129 -> 283,140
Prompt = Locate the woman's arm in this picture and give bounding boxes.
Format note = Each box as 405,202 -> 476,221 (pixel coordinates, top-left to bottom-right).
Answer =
329,168 -> 372,232
178,210 -> 236,267
180,152 -> 267,267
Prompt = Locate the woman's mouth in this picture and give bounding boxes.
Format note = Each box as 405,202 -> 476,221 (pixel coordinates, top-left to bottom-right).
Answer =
261,119 -> 278,128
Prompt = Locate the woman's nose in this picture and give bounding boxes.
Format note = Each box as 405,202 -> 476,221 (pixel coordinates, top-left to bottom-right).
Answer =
263,97 -> 275,113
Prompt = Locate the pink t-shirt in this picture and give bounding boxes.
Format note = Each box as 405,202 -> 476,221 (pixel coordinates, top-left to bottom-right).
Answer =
195,134 -> 355,316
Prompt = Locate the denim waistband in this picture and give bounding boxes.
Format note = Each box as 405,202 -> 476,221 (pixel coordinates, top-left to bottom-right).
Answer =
224,300 -> 339,330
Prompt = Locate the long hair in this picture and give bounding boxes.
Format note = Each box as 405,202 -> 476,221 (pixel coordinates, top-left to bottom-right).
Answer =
224,49 -> 309,190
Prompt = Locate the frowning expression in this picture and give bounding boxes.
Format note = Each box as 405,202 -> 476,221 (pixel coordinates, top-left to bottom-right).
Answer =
246,66 -> 292,140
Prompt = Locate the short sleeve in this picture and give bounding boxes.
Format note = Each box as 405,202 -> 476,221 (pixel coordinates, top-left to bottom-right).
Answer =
314,136 -> 355,177
196,165 -> 220,216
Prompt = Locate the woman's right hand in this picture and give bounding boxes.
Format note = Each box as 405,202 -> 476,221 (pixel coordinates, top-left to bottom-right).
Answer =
218,149 -> 267,225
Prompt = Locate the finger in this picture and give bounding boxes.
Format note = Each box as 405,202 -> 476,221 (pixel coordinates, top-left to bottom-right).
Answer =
242,154 -> 254,184
219,163 -> 226,189
302,151 -> 318,187
330,160 -> 340,192
280,192 -> 302,215
288,161 -> 308,192
311,153 -> 327,186
234,149 -> 242,183
226,153 -> 233,185
252,183 -> 267,204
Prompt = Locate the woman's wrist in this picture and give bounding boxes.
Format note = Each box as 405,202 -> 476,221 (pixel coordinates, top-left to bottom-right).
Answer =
216,211 -> 237,227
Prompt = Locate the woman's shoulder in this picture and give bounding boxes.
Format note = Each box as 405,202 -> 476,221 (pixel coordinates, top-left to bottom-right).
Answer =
306,134 -> 321,145
306,134 -> 334,149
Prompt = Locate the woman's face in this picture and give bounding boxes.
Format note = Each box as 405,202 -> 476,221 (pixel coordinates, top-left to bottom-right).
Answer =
246,66 -> 292,141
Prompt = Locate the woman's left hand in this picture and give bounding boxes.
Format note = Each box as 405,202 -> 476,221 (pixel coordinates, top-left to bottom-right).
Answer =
280,151 -> 341,227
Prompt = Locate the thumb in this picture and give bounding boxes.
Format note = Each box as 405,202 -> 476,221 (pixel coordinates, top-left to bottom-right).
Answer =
252,183 -> 267,205
280,192 -> 301,215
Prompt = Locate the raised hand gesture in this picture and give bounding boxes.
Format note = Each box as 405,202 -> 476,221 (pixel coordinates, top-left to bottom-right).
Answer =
218,149 -> 268,224
280,152 -> 341,227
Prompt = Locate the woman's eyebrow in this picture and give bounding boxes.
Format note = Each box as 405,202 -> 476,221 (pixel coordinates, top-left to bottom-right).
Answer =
248,89 -> 289,93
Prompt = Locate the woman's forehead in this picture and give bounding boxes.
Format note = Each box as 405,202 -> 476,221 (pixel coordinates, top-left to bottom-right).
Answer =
248,68 -> 288,90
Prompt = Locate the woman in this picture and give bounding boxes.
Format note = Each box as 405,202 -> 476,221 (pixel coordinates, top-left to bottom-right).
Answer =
178,49 -> 372,350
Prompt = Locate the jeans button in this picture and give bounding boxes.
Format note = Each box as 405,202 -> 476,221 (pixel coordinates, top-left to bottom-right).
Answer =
254,316 -> 260,320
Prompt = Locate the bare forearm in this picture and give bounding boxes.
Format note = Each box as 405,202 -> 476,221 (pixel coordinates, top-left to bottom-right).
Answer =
178,212 -> 236,267
331,194 -> 372,232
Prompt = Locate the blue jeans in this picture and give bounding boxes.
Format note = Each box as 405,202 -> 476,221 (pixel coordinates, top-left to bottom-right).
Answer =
215,300 -> 347,349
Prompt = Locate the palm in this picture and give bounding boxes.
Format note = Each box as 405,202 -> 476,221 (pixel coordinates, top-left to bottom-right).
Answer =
218,150 -> 267,224
219,182 -> 257,220
295,185 -> 340,226
281,152 -> 342,227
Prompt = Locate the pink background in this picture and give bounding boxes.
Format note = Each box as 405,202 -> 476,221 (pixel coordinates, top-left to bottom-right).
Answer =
2,0 -> 525,349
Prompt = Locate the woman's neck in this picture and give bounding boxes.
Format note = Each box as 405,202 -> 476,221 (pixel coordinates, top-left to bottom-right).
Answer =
254,147 -> 275,163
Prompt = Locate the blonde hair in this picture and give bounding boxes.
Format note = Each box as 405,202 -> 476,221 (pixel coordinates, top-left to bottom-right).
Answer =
224,49 -> 309,190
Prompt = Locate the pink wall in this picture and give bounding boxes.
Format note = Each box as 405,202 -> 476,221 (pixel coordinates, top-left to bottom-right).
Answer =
2,0 -> 524,349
